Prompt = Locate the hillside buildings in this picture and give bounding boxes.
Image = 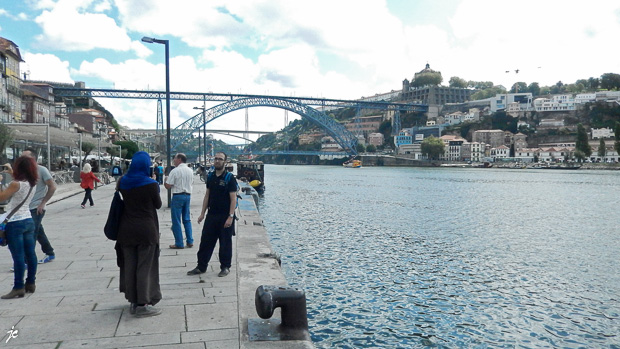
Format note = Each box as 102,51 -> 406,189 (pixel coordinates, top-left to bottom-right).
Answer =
1,36 -> 121,168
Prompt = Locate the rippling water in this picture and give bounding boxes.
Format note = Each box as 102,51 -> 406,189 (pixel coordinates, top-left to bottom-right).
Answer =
258,165 -> 620,348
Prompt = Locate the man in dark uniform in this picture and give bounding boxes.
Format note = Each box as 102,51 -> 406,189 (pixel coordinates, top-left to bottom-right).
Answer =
187,151 -> 237,277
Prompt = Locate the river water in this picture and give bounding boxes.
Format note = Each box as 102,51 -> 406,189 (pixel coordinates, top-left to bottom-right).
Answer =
258,165 -> 620,348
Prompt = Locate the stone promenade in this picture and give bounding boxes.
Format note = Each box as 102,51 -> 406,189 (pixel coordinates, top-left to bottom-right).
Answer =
0,175 -> 313,348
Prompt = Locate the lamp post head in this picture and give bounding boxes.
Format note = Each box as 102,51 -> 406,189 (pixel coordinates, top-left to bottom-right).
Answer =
141,36 -> 168,45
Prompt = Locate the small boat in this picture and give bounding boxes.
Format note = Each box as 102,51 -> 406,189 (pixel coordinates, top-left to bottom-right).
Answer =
343,159 -> 362,168
236,160 -> 265,193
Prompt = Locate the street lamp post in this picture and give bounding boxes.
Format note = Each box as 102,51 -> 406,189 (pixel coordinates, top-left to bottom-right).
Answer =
97,128 -> 101,173
142,36 -> 172,207
193,103 -> 207,165
78,132 -> 83,170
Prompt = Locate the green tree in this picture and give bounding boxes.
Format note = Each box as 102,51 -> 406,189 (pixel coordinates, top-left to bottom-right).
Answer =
468,81 -> 494,89
598,138 -> 606,159
421,136 -> 445,160
600,73 -> 620,90
411,73 -> 442,87
615,122 -> 620,156
449,76 -> 468,88
527,82 -> 541,96
575,124 -> 592,159
0,122 -> 14,163
114,140 -> 139,159
574,150 -> 586,163
356,143 -> 366,153
81,142 -> 96,165
366,144 -> 376,153
471,86 -> 506,100
588,77 -> 600,90
510,82 -> 527,93
378,120 -> 394,149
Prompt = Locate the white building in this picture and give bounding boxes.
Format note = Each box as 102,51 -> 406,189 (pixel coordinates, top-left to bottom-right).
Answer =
320,136 -> 342,151
490,145 -> 510,160
533,95 -> 576,112
575,93 -> 596,104
591,127 -> 614,139
368,132 -> 384,147
490,93 -> 534,112
539,118 -> 565,127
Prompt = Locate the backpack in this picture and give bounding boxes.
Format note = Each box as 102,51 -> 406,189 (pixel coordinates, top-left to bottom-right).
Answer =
207,171 -> 241,211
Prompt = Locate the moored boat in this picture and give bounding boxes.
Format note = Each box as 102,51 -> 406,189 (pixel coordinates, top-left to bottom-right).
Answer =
236,160 -> 265,193
343,159 -> 362,168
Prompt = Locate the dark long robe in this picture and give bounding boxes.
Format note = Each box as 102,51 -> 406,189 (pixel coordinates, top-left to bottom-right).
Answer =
115,182 -> 162,305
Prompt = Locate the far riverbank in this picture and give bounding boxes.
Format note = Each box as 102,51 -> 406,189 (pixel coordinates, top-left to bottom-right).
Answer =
358,154 -> 620,170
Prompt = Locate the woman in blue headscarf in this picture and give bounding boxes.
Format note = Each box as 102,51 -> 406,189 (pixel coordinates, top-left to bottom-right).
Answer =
115,151 -> 163,317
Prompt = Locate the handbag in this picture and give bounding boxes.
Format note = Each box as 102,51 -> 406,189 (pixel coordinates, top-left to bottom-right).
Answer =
0,185 -> 34,246
103,190 -> 124,241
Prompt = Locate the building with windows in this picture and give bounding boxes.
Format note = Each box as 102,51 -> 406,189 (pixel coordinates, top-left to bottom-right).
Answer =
343,115 -> 383,134
0,37 -> 23,122
591,127 -> 614,139
367,132 -> 384,147
473,129 -> 505,149
533,95 -> 576,112
490,93 -> 534,112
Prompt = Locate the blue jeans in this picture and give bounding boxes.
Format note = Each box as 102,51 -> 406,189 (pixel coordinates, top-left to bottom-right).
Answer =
6,218 -> 37,289
171,194 -> 193,247
30,209 -> 55,256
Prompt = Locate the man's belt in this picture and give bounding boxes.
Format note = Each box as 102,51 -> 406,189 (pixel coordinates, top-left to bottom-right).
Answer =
173,192 -> 191,195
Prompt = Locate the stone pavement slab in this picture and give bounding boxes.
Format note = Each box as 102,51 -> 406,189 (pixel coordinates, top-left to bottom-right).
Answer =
0,175 -> 314,348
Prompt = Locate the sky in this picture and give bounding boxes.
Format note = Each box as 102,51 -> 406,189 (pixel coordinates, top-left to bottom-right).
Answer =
1,0 -> 620,143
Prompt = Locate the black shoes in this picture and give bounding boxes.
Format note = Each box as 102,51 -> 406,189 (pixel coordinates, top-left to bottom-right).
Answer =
187,268 -> 205,275
218,268 -> 230,277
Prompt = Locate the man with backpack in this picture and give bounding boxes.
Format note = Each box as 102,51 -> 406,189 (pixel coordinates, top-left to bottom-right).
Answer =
187,151 -> 238,277
111,162 -> 123,182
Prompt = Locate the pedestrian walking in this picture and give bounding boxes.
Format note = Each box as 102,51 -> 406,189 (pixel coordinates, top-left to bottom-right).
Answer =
156,163 -> 164,184
79,163 -> 101,208
21,148 -> 57,264
187,152 -> 237,277
164,153 -> 194,249
115,151 -> 163,317
0,155 -> 38,299
111,162 -> 123,182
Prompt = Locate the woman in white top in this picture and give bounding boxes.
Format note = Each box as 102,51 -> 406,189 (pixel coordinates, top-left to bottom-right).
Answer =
0,155 -> 38,299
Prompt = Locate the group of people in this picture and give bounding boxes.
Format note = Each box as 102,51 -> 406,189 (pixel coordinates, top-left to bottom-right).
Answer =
113,151 -> 238,317
2,149 -> 239,323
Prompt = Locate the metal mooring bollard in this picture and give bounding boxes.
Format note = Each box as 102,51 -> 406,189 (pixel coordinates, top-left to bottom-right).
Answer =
248,285 -> 310,341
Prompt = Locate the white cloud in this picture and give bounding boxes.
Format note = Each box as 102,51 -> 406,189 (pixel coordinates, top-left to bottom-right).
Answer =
11,0 -> 620,143
33,0 -> 133,51
448,0 -> 620,87
22,52 -> 73,82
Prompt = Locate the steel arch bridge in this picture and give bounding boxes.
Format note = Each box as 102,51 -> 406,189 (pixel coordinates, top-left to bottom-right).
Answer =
54,87 -> 429,157
172,96 -> 358,155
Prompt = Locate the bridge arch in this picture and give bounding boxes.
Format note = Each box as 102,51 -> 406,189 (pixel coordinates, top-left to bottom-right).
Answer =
172,97 -> 358,155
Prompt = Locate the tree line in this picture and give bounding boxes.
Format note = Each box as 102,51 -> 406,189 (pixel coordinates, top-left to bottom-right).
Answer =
447,73 -> 620,100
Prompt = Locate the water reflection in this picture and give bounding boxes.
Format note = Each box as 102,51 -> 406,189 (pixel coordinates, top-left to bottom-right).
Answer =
260,166 -> 620,348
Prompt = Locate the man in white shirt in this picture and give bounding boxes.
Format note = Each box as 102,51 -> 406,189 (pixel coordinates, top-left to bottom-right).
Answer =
164,153 -> 194,249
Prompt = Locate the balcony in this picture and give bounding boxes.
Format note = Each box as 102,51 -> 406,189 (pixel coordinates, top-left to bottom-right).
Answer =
6,85 -> 22,97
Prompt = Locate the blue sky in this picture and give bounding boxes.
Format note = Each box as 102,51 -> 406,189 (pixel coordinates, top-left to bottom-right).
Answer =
1,0 -> 620,141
